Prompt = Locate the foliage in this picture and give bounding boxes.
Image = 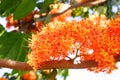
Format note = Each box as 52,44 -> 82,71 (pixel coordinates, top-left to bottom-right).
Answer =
0,0 -> 21,16
1,72 -> 16,80
0,26 -> 29,61
58,69 -> 69,80
0,0 -> 120,79
72,7 -> 89,17
13,0 -> 36,19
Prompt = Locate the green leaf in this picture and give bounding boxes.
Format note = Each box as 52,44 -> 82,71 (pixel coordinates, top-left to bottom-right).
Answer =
13,0 -> 36,20
16,34 -> 30,61
0,24 -> 5,33
3,1 -> 21,16
11,70 -> 26,76
37,0 -> 54,13
72,7 -> 89,18
48,69 -> 57,80
0,24 -> 5,39
0,32 -> 30,61
58,69 -> 69,80
0,0 -> 21,16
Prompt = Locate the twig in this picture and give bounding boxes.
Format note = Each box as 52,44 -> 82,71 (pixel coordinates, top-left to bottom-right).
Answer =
38,0 -> 107,20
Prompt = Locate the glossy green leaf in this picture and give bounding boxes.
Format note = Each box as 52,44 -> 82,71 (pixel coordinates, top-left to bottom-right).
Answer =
0,32 -> 30,61
13,0 -> 36,20
0,0 -> 21,16
3,1 -> 21,16
0,24 -> 5,33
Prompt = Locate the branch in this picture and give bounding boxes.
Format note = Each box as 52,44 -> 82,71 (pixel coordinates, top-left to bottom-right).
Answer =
39,0 -> 107,19
0,54 -> 120,71
69,0 -> 107,9
0,59 -> 32,70
0,59 -> 97,70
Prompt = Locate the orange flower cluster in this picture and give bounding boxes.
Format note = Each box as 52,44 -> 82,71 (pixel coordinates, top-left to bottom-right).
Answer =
28,15 -> 120,73
28,21 -> 76,69
6,15 -> 18,28
21,71 -> 36,80
0,78 -> 7,80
